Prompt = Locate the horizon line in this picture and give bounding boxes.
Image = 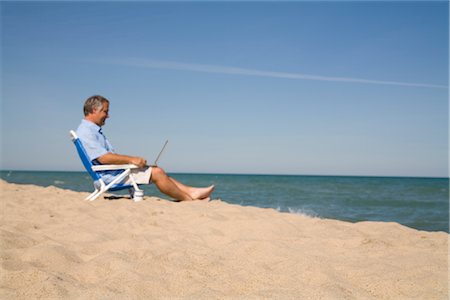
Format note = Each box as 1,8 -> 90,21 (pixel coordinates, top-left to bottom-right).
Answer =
1,169 -> 448,179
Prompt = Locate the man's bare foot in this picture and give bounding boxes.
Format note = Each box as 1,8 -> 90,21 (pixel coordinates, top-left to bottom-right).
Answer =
175,196 -> 210,202
190,185 -> 215,200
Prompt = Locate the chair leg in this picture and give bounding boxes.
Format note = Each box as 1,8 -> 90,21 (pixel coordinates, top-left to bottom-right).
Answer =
86,189 -> 99,201
88,188 -> 106,201
89,170 -> 131,201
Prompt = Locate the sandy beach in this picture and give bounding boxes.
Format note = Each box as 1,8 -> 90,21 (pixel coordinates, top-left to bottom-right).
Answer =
0,179 -> 448,299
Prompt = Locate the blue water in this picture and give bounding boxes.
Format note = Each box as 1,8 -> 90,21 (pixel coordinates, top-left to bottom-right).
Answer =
1,171 -> 448,233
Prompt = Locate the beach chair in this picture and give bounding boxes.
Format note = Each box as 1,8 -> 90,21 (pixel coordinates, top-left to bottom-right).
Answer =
69,130 -> 144,202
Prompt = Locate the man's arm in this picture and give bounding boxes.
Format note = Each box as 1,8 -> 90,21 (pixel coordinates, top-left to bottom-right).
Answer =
97,153 -> 147,168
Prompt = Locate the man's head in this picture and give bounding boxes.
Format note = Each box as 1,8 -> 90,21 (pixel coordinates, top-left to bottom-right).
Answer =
83,95 -> 110,127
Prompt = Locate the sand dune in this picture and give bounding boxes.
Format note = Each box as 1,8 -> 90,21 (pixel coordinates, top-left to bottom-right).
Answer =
0,180 -> 448,299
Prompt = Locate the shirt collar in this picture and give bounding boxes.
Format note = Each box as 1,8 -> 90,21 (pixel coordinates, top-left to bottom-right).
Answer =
81,119 -> 102,133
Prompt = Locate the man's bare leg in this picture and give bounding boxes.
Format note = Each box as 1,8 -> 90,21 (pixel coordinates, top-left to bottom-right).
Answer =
150,167 -> 214,201
168,176 -> 214,200
150,167 -> 193,201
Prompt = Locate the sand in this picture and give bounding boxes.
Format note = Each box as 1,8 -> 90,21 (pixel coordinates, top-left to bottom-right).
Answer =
0,179 -> 448,299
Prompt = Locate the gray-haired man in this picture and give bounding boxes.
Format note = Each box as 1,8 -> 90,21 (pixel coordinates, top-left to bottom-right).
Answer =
76,95 -> 214,201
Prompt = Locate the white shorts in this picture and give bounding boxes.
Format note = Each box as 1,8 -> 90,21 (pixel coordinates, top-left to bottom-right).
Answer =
97,166 -> 153,187
124,166 -> 153,185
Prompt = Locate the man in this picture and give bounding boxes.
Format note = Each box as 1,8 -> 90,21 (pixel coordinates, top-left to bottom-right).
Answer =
76,95 -> 214,201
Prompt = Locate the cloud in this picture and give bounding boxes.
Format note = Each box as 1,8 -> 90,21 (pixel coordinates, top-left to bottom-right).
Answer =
97,57 -> 448,89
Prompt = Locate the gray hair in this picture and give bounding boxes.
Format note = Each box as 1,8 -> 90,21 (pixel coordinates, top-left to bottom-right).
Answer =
83,95 -> 109,116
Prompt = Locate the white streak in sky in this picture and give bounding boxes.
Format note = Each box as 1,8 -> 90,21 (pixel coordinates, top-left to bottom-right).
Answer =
98,58 -> 448,89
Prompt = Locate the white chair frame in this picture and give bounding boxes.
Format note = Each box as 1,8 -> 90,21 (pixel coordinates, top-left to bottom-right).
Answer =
70,130 -> 144,202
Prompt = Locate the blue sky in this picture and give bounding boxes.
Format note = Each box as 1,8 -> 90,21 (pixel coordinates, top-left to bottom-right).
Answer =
1,1 -> 448,177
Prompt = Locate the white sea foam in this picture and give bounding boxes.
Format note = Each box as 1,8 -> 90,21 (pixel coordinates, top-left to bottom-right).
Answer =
287,207 -> 319,218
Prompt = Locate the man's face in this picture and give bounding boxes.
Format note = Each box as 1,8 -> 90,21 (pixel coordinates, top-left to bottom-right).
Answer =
91,102 -> 109,127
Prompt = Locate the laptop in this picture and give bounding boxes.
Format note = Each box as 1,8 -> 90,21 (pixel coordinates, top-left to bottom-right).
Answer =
152,140 -> 168,166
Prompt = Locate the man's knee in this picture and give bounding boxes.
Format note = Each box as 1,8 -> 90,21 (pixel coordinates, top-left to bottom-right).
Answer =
151,166 -> 165,181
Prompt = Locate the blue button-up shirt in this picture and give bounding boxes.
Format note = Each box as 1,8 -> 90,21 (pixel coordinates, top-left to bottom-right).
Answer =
76,119 -> 115,163
76,119 -> 120,184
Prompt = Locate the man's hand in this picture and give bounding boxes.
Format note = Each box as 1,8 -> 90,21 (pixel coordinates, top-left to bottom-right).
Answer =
130,157 -> 147,168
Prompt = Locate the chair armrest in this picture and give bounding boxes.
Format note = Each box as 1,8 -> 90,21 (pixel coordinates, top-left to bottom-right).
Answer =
92,164 -> 140,171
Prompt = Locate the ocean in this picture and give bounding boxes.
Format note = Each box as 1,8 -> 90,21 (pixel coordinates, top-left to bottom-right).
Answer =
1,171 -> 448,233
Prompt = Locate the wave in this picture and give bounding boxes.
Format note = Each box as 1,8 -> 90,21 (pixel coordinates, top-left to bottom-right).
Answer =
287,207 -> 319,218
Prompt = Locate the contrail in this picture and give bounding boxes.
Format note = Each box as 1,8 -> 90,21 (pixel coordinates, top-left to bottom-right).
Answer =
98,58 -> 448,89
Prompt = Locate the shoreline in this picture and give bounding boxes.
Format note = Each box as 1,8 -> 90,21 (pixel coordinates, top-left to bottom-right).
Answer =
1,180 -> 448,299
1,174 -> 448,234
